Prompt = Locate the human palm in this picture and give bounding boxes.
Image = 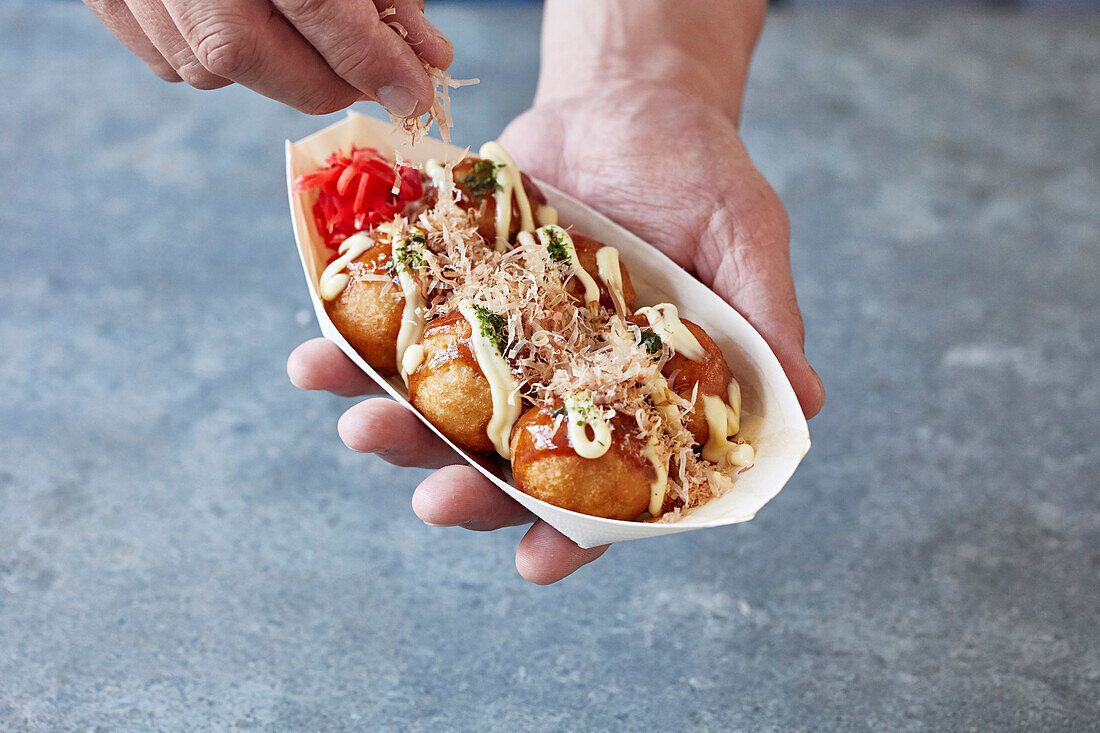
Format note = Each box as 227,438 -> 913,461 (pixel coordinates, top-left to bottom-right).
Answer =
500,84 -> 822,413
288,86 -> 823,584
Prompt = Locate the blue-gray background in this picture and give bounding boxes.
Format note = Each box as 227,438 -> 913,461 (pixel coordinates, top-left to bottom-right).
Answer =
2,1 -> 1099,731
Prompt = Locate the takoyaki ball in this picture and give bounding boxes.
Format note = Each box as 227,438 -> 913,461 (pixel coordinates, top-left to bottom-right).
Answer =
406,311 -> 496,454
630,314 -> 732,446
662,319 -> 733,445
659,490 -> 685,518
452,157 -> 547,243
510,406 -> 654,521
569,233 -> 638,313
325,239 -> 403,376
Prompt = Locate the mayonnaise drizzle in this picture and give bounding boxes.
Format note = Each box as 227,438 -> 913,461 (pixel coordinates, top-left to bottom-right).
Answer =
536,205 -> 558,227
478,142 -> 535,250
424,158 -> 448,189
516,230 -> 537,250
562,392 -> 612,460
458,301 -> 522,459
393,233 -> 427,386
643,437 -> 670,516
595,246 -> 628,316
645,374 -> 680,516
701,380 -> 754,467
319,232 -> 376,301
653,374 -> 685,432
401,343 -> 425,378
536,225 -> 601,312
634,303 -> 704,361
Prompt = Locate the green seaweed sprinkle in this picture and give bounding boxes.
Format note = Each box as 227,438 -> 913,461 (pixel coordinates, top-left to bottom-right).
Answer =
391,233 -> 425,275
545,228 -> 571,264
471,304 -> 508,354
563,393 -> 597,422
639,329 -> 663,357
460,161 -> 501,201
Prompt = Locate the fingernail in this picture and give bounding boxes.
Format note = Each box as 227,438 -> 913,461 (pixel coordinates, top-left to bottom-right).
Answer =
377,85 -> 418,117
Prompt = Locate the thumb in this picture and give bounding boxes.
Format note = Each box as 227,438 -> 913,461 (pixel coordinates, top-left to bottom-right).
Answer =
699,194 -> 825,419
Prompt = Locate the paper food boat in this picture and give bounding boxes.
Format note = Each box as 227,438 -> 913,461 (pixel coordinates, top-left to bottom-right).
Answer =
287,111 -> 810,548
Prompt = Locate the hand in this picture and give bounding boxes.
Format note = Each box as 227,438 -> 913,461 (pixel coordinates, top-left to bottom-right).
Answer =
288,83 -> 824,585
82,0 -> 452,116
287,338 -> 611,584
499,83 -> 826,416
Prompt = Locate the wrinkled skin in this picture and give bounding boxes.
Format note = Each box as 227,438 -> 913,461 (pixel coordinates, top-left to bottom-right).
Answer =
288,85 -> 825,585
83,0 -> 453,116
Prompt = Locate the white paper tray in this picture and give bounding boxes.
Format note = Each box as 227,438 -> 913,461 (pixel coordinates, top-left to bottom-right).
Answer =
287,111 -> 810,548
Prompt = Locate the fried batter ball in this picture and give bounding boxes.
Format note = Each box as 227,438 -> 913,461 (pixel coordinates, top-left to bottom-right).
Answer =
406,311 -> 496,454
661,319 -> 734,445
569,233 -> 638,313
451,157 -> 547,243
325,238 -> 403,376
630,313 -> 733,445
510,406 -> 654,521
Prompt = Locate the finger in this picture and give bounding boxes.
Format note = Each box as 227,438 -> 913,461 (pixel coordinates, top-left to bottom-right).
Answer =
699,188 -> 826,419
733,269 -> 825,419
338,399 -> 460,469
82,0 -> 181,81
164,0 -> 363,115
121,0 -> 230,89
515,521 -> 610,585
411,465 -> 534,529
287,338 -> 383,397
269,0 -> 435,117
375,0 -> 454,70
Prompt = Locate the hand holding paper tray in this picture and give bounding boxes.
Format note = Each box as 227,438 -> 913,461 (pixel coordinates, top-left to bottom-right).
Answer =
287,112 -> 810,549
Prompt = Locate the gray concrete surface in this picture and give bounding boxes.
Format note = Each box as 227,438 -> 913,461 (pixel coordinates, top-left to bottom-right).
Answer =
1,4 -> 1098,731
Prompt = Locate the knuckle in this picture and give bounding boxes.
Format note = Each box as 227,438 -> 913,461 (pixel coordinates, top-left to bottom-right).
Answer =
188,15 -> 257,79
176,58 -> 229,90
277,0 -> 328,24
331,52 -> 372,84
328,39 -> 388,87
297,87 -> 356,116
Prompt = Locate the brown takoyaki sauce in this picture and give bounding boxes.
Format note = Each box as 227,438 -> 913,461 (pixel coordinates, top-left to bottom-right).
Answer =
303,143 -> 754,521
512,406 -> 654,477
416,311 -> 481,376
345,241 -> 394,280
323,237 -> 405,377
566,233 -> 636,314
448,157 -> 547,243
631,313 -> 731,398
